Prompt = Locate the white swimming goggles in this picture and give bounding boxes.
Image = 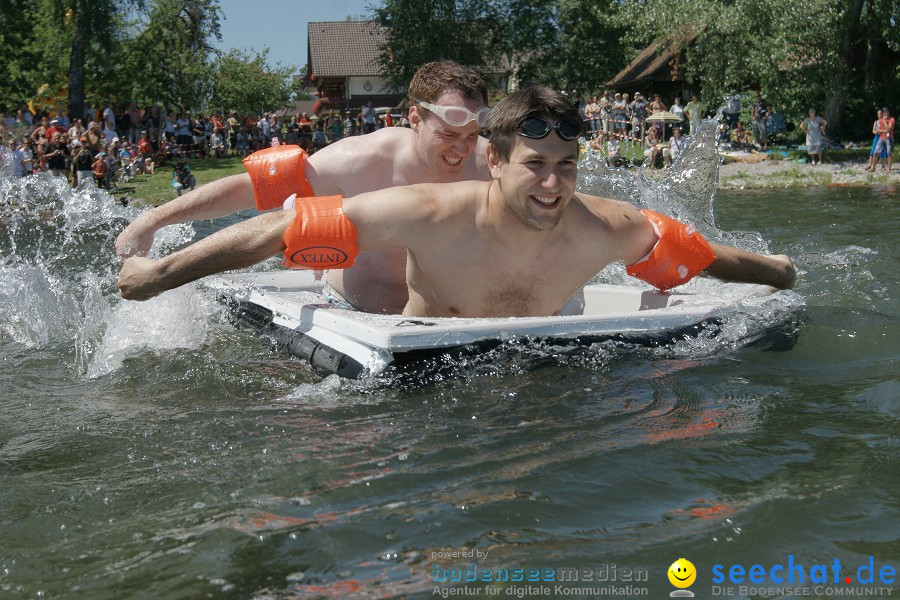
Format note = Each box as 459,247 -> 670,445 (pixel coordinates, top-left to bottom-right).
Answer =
415,99 -> 491,128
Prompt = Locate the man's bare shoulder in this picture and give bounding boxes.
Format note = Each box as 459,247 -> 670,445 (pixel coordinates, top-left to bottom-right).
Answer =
572,193 -> 656,263
355,179 -> 485,209
468,137 -> 492,181
306,129 -> 415,195
397,180 -> 487,213
310,128 -> 412,165
574,193 -> 645,230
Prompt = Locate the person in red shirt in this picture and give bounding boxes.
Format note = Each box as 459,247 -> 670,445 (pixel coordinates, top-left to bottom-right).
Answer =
137,130 -> 154,173
298,112 -> 312,136
92,152 -> 109,188
46,118 -> 64,141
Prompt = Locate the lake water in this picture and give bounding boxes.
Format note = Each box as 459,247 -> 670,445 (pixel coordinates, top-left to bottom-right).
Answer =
0,137 -> 897,599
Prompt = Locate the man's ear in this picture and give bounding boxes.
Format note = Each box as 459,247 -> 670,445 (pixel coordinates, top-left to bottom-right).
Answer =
486,142 -> 503,178
408,106 -> 422,132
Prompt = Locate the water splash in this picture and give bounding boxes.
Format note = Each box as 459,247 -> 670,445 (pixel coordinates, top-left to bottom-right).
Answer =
84,283 -> 217,377
0,171 -> 200,371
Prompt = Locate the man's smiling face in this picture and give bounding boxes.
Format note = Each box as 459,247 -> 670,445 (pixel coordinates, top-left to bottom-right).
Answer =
410,90 -> 484,179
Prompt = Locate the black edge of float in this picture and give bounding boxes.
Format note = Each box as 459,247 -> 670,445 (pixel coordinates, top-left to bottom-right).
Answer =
218,292 -> 750,381
220,295 -> 367,379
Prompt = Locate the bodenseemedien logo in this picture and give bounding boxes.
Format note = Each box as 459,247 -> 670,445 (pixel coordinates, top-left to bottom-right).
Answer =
668,558 -> 697,597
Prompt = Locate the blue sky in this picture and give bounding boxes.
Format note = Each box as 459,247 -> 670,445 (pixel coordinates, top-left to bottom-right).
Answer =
214,0 -> 374,74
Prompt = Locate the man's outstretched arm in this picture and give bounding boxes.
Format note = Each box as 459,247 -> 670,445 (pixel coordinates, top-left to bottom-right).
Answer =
117,209 -> 292,301
115,173 -> 256,258
706,243 -> 796,289
117,184 -> 440,301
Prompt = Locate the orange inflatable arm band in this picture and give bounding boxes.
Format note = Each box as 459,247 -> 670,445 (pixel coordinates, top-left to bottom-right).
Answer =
282,195 -> 358,270
626,209 -> 716,290
243,145 -> 314,211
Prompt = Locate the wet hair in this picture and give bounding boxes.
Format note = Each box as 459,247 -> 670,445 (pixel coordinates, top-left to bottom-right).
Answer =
407,61 -> 488,107
484,85 -> 582,162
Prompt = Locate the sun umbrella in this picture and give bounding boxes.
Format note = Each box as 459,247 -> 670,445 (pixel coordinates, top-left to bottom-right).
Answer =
645,110 -> 683,123
645,111 -> 683,140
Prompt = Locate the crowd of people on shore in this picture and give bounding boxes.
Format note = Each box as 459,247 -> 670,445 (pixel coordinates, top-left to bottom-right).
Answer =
575,89 -> 894,171
574,90 -> 705,168
0,101 -> 410,189
1,91 -> 894,187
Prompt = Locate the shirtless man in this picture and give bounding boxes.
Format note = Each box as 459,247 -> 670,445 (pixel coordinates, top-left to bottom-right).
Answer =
116,60 -> 491,314
118,87 -> 796,316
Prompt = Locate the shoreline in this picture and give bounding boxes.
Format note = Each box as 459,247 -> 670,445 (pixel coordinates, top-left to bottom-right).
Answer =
121,152 -> 897,208
716,157 -> 897,190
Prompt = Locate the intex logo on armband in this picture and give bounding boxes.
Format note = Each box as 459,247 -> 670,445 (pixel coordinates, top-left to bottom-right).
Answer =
289,246 -> 350,268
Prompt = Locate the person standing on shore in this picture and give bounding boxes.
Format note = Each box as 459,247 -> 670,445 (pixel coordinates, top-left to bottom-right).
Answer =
866,109 -> 888,172
751,92 -> 769,151
882,107 -> 894,172
630,92 -> 647,144
800,108 -> 826,165
585,96 -> 600,140
723,93 -> 741,137
685,95 -> 704,136
867,108 -> 894,172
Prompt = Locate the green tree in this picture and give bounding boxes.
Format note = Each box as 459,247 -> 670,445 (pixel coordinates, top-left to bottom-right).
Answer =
371,0 -> 505,92
209,49 -> 294,114
0,0 -> 48,110
369,0 -> 631,99
119,0 -> 223,110
617,0 -> 899,138
40,0 -> 132,122
514,0 -> 629,93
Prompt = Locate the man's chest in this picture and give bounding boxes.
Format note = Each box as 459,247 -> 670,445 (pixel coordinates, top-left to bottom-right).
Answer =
413,236 -> 600,317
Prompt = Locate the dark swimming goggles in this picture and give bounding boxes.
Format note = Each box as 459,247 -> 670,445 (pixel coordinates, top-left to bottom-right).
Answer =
516,117 -> 583,141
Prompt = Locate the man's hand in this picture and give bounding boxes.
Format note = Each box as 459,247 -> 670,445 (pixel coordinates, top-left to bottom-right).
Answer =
117,208 -> 295,302
118,256 -> 164,301
765,254 -> 797,289
115,214 -> 157,258
114,173 -> 258,258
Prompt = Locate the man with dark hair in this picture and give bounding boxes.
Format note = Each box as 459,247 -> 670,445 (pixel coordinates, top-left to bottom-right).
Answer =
116,60 -> 492,314
119,87 -> 795,316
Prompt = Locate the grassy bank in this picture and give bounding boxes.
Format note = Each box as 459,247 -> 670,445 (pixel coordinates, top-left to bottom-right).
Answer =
121,146 -> 895,205
116,155 -> 246,206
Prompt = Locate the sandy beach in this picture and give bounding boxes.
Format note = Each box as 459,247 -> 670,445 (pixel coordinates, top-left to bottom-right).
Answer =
717,157 -> 898,189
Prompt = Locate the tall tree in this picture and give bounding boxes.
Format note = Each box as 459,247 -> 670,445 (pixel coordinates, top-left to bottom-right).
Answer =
0,0 -> 45,110
120,0 -> 222,110
514,0 -> 628,93
209,49 -> 294,115
617,0 -> 899,138
371,0 -> 505,93
43,0 -> 128,121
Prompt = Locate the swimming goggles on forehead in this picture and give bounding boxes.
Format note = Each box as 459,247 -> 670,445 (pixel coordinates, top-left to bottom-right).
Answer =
516,117 -> 583,141
415,99 -> 491,128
